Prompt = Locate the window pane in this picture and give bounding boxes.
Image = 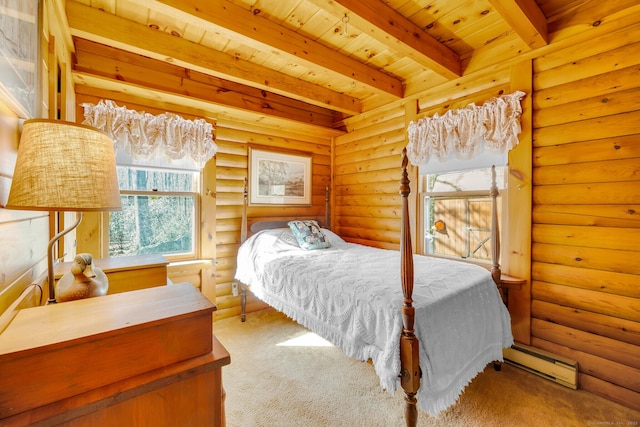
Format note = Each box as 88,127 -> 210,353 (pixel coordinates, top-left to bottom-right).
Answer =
116,166 -> 195,192
427,166 -> 506,192
109,195 -> 194,257
423,166 -> 505,262
424,195 -> 502,262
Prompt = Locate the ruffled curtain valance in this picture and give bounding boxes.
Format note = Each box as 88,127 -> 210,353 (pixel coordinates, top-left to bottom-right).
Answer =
82,100 -> 217,170
406,91 -> 525,172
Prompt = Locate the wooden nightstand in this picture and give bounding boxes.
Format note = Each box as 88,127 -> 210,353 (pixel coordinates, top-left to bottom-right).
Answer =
499,274 -> 526,306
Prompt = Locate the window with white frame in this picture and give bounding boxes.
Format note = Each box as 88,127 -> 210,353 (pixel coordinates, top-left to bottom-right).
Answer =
108,166 -> 199,260
406,91 -> 525,266
420,166 -> 506,264
82,99 -> 217,261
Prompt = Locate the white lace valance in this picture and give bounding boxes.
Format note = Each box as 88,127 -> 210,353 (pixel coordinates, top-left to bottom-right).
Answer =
406,91 -> 525,172
82,100 -> 217,170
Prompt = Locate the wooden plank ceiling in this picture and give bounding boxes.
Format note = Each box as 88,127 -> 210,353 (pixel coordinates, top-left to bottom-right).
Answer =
64,0 -> 567,131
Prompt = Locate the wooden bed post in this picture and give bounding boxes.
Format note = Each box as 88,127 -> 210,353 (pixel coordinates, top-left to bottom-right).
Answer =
489,166 -> 504,372
325,185 -> 330,229
399,149 -> 420,427
489,166 -> 503,297
240,178 -> 248,322
241,177 -> 248,244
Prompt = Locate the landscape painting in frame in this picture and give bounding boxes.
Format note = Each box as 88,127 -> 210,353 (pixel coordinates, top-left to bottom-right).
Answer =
249,147 -> 312,206
0,0 -> 39,118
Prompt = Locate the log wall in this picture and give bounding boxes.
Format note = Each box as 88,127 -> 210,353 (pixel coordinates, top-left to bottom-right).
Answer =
213,121 -> 334,320
333,102 -> 409,250
530,24 -> 640,410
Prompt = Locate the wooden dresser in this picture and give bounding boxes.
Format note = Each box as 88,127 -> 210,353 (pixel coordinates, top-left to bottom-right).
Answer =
0,283 -> 230,426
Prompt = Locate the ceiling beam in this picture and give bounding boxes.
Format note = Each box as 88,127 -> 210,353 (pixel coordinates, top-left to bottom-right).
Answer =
308,0 -> 461,80
152,0 -> 404,99
488,0 -> 548,49
73,75 -> 345,137
73,38 -> 338,128
66,1 -> 362,116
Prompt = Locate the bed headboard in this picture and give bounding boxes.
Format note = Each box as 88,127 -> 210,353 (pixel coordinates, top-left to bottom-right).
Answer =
240,179 -> 330,243
250,220 -> 290,233
249,220 -> 327,234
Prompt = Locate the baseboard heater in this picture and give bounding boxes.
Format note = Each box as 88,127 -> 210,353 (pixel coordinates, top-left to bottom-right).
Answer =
503,344 -> 578,389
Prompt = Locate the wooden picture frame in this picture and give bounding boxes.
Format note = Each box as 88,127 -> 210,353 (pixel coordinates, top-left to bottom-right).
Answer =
0,0 -> 39,119
248,147 -> 312,206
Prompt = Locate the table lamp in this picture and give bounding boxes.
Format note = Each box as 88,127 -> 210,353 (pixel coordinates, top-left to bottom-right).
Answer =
5,119 -> 121,304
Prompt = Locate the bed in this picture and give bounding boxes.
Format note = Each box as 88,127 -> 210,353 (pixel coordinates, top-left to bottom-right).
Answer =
235,150 -> 513,425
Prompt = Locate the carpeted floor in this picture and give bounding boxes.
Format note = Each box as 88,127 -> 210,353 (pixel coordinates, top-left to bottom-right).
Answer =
214,309 -> 640,427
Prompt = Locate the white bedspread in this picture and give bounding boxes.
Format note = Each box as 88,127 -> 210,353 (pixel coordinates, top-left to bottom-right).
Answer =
235,228 -> 513,416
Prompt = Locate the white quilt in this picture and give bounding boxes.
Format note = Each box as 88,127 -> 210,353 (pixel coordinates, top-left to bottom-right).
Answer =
235,228 -> 513,416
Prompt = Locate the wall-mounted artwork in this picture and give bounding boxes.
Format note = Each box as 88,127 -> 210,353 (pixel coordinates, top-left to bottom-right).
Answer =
249,147 -> 312,206
0,0 -> 39,118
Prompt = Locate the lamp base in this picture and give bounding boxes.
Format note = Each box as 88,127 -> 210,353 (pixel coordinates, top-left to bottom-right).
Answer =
56,253 -> 109,303
46,212 -> 83,304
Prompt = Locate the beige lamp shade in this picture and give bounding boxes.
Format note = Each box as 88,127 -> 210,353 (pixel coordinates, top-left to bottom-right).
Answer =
6,119 -> 121,211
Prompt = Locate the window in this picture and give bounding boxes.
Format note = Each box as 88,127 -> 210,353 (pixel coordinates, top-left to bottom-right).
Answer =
107,166 -> 199,260
420,166 -> 506,264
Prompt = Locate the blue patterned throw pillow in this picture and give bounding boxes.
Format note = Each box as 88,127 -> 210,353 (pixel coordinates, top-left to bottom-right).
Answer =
288,220 -> 331,250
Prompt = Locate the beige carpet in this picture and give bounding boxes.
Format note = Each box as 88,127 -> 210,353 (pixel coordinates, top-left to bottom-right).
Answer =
215,309 -> 639,427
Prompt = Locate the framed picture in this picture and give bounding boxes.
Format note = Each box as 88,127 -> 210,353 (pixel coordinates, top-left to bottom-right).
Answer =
0,0 -> 39,118
249,147 -> 312,206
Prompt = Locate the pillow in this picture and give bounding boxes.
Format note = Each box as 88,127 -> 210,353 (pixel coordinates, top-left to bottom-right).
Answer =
287,220 -> 331,250
319,228 -> 347,247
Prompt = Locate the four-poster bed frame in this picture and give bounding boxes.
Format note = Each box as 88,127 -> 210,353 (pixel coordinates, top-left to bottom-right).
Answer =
237,149 -> 504,427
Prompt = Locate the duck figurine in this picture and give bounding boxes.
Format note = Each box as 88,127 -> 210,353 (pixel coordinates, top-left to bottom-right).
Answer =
56,253 -> 109,302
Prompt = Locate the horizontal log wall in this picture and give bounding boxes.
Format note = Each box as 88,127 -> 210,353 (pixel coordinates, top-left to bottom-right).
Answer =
333,103 -> 408,249
531,23 -> 640,410
0,115 -> 49,318
214,121 -> 332,320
